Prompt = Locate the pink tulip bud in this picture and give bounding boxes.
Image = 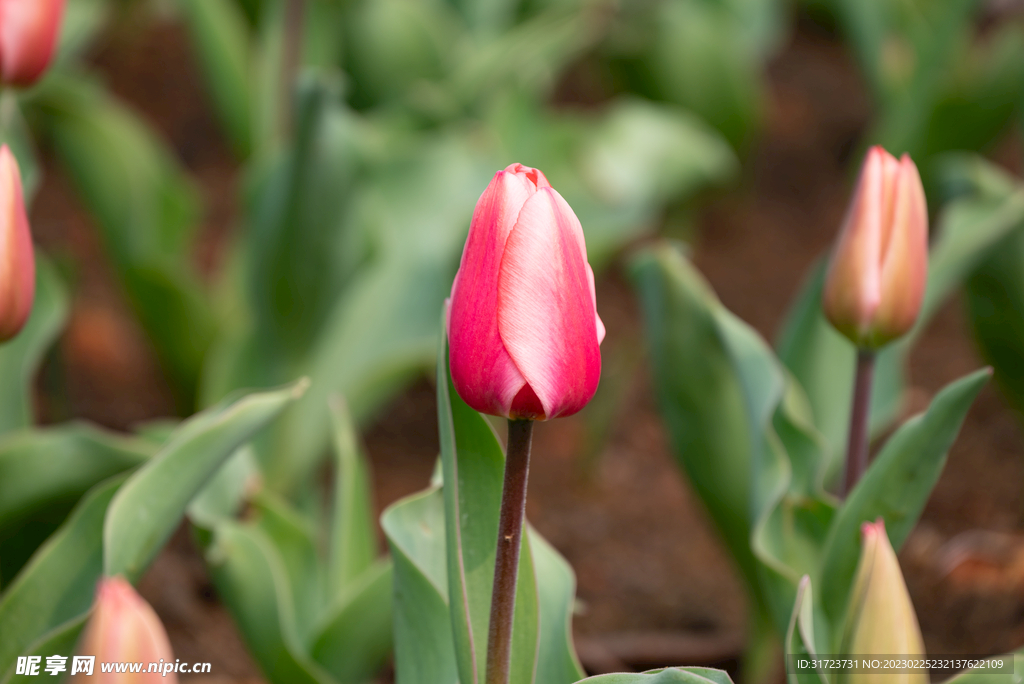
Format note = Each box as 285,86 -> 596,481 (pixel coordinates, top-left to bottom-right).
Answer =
840,519 -> 926,684
0,0 -> 65,87
448,163 -> 604,421
0,144 -> 34,342
823,146 -> 928,349
72,577 -> 178,683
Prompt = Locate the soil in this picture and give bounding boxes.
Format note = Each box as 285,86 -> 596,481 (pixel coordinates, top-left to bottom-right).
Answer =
22,7 -> 1024,683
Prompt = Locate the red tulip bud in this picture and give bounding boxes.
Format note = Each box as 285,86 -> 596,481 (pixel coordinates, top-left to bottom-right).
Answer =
0,0 -> 65,87
73,577 -> 178,683
448,163 -> 604,420
0,144 -> 34,342
823,146 -> 928,349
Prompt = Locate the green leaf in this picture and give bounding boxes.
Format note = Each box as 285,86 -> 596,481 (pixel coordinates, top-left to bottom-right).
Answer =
530,528 -> 585,683
0,257 -> 68,435
629,243 -> 759,599
0,424 -> 153,538
578,668 -> 734,684
436,338 -> 541,684
207,519 -> 338,684
382,487 -> 460,684
310,560 -> 394,684
783,576 -> 828,684
0,476 -> 123,682
178,0 -> 254,157
104,379 -> 307,580
817,369 -> 989,639
0,612 -> 88,684
27,74 -> 214,408
327,397 -> 377,597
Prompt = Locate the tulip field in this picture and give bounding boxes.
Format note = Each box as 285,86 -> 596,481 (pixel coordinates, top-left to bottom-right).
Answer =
5,0 -> 1024,683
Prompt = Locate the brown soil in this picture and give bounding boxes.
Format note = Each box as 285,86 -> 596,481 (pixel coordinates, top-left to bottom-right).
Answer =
24,9 -> 1024,684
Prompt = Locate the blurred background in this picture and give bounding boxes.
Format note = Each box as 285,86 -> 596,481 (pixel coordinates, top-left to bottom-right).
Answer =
10,0 -> 1024,679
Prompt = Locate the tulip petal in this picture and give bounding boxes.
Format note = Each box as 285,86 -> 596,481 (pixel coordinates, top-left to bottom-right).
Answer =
823,146 -> 889,340
448,169 -> 536,416
875,155 -> 927,345
0,146 -> 34,341
497,188 -> 601,419
0,0 -> 65,87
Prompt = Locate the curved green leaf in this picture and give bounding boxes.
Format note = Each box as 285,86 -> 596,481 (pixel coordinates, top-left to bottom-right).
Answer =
178,0 -> 254,157
0,476 -> 124,682
0,423 -> 153,537
310,560 -> 394,684
207,519 -> 337,684
104,379 -> 307,580
817,369 -> 989,639
0,257 -> 68,435
382,487 -> 459,684
578,667 -> 734,684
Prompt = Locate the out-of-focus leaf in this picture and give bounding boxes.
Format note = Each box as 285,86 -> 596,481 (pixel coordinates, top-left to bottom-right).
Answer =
0,424 -> 152,537
0,476 -> 123,682
784,576 -> 828,684
382,487 -> 459,684
27,75 -> 214,408
0,613 -> 88,684
178,0 -> 254,157
309,560 -> 394,684
0,257 -> 67,435
643,0 -> 765,148
56,0 -> 110,67
0,93 -> 41,199
327,398 -> 376,597
343,0 -> 456,109
578,668 -> 735,684
817,369 -> 988,641
207,520 -> 337,684
260,132 -> 490,492
104,379 -> 307,581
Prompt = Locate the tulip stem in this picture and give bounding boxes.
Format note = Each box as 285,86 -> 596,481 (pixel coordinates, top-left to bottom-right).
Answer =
485,419 -> 534,684
843,350 -> 875,498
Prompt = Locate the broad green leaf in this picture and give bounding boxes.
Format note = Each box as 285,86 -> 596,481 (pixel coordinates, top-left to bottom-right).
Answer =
382,487 -> 459,684
578,668 -> 734,684
629,243 -> 759,598
0,476 -> 123,682
530,528 -> 585,683
436,338 -> 541,684
783,577 -> 828,684
27,75 -> 214,407
0,92 -> 41,199
178,0 -> 254,157
0,424 -> 153,537
187,445 -> 259,529
0,612 -> 88,684
104,379 -> 307,580
817,369 -> 989,639
328,397 -> 377,596
207,520 -> 338,684
0,257 -> 68,435
250,491 -> 325,644
310,560 -> 394,684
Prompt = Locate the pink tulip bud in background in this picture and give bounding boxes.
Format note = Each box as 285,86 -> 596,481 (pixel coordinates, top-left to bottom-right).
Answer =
0,0 -> 65,87
72,576 -> 178,683
839,519 -> 927,684
0,144 -> 34,342
823,146 -> 928,349
448,163 -> 604,421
